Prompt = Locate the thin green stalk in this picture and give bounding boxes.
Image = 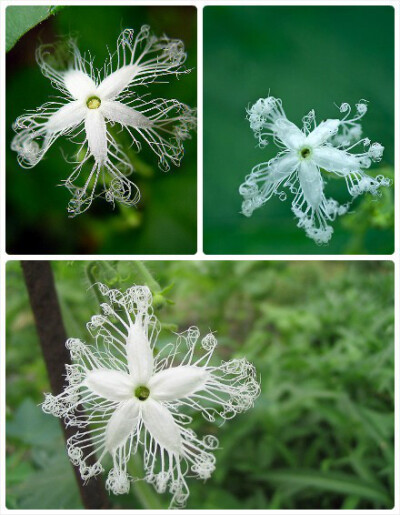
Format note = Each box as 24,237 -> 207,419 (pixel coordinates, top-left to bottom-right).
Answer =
132,262 -> 161,293
84,262 -> 104,306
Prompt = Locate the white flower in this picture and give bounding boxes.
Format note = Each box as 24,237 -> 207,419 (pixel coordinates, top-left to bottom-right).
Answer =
240,96 -> 390,244
11,26 -> 196,216
42,284 -> 260,508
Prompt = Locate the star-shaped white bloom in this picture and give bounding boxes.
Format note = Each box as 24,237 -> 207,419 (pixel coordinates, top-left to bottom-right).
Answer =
240,96 -> 390,244
11,27 -> 196,216
42,284 -> 260,508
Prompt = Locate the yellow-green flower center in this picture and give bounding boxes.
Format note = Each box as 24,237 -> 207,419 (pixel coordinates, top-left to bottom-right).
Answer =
134,385 -> 150,401
300,146 -> 312,159
86,96 -> 101,109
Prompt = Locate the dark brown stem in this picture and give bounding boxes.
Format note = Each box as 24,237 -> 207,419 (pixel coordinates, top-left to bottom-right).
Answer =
21,261 -> 110,509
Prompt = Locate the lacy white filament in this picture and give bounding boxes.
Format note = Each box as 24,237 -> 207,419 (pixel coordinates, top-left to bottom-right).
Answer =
240,96 -> 390,244
42,284 -> 260,508
12,27 -> 196,216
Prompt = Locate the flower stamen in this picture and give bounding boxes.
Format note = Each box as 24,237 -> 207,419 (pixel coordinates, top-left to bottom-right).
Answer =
134,385 -> 150,401
86,96 -> 101,109
300,146 -> 312,159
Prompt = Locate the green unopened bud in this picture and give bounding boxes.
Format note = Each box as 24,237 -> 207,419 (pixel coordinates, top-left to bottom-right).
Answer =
152,293 -> 166,309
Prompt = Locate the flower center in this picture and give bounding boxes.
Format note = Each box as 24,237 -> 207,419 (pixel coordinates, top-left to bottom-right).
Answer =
86,96 -> 101,109
134,385 -> 150,401
300,146 -> 312,159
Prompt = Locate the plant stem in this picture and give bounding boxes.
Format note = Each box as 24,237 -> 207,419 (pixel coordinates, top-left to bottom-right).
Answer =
132,261 -> 161,292
84,262 -> 104,306
21,261 -> 110,509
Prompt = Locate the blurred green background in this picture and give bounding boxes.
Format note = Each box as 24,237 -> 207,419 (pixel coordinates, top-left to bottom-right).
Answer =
6,6 -> 197,254
6,260 -> 394,509
203,6 -> 394,254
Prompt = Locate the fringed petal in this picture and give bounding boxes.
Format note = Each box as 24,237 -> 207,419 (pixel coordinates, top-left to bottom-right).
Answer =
142,399 -> 182,454
149,366 -> 209,401
105,399 -> 139,453
85,369 -> 134,401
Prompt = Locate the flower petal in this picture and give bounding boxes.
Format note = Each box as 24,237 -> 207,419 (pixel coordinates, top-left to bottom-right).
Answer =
96,65 -> 140,100
274,118 -> 306,150
141,399 -> 182,454
101,100 -> 153,129
242,153 -> 298,203
149,366 -> 209,401
126,321 -> 154,384
105,398 -> 139,453
85,110 -> 107,164
312,146 -> 360,173
298,160 -> 323,209
268,152 -> 299,181
63,69 -> 97,100
85,369 -> 134,401
46,100 -> 86,133
305,119 -> 340,147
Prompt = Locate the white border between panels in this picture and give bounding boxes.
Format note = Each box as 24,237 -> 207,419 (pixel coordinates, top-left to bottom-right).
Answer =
0,1 -> 398,514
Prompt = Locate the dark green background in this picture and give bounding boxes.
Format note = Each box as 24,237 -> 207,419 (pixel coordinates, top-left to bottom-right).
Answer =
6,260 -> 394,509
6,6 -> 197,255
203,6 -> 394,255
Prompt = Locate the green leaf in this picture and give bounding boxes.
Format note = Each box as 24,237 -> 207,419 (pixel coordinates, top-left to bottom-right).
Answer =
8,451 -> 82,509
7,398 -> 61,446
6,6 -> 60,52
254,469 -> 392,506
